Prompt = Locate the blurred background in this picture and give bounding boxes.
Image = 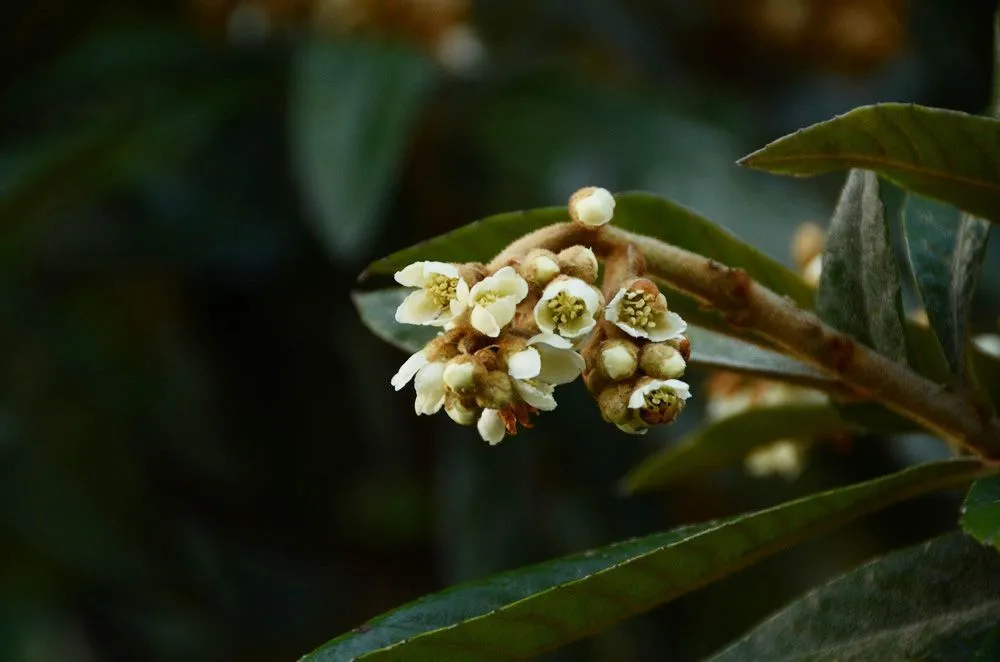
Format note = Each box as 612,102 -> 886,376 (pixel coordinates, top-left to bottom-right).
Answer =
2,1 -> 1000,660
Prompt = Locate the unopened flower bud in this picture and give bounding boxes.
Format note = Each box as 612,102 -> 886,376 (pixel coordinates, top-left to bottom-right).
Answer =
791,222 -> 825,270
640,343 -> 687,379
802,254 -> 822,288
569,186 -> 615,228
478,409 -> 506,445
557,246 -> 599,284
445,394 -> 480,426
476,370 -> 514,409
521,249 -> 561,286
443,356 -> 481,394
598,339 -> 638,380
597,383 -> 632,426
669,336 -> 691,362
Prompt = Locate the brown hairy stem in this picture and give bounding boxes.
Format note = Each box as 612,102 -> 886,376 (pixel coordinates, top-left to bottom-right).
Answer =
489,222 -> 1000,457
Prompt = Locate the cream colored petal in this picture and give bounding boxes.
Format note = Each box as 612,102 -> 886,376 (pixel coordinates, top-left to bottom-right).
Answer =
527,332 -> 573,350
664,378 -> 692,400
604,288 -> 626,324
535,345 -> 584,385
628,382 -> 654,409
559,314 -> 597,339
424,261 -> 460,279
471,305 -> 501,337
453,278 -> 471,306
613,320 -> 647,339
561,277 -> 601,311
532,300 -> 557,334
414,362 -> 446,415
646,311 -> 688,342
507,348 -> 542,380
395,290 -> 442,325
391,350 -> 428,391
486,297 -> 517,330
394,262 -> 428,287
514,380 -> 556,411
477,409 -> 506,445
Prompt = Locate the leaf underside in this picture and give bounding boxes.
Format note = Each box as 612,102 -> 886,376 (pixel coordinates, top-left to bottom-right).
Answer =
711,531 -> 1000,662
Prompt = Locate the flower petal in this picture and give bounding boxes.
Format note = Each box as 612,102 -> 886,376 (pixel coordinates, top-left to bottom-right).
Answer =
395,290 -> 442,325
391,350 -> 428,391
532,300 -> 557,334
535,345 -> 584,385
471,305 -> 501,337
514,380 -> 557,411
560,277 -> 602,310
477,409 -> 506,445
604,288 -> 626,323
560,314 -> 597,339
647,311 -> 688,342
414,362 -> 447,415
394,262 -> 427,287
507,348 -> 542,380
527,332 -> 573,349
486,297 -> 517,330
613,319 -> 647,339
424,261 -> 460,279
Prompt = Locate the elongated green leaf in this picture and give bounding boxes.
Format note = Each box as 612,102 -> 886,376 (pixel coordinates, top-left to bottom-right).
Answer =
302,460 -> 988,661
817,170 -> 909,364
621,404 -> 846,493
291,38 -> 433,259
353,289 -> 834,388
364,192 -> 813,308
962,474 -> 1000,551
363,206 -> 568,277
685,327 -> 834,389
903,195 -> 991,380
739,104 -> 1000,222
711,531 -> 1000,662
352,289 -> 436,354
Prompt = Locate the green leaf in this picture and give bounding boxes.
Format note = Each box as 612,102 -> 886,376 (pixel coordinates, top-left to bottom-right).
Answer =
364,192 -> 813,309
621,404 -> 846,493
302,460 -> 987,661
290,38 -> 433,260
711,531 -> 1000,662
352,289 -> 436,354
353,289 -> 834,388
903,195 -> 991,381
685,327 -> 835,389
817,170 -> 909,364
363,206 -> 568,277
739,103 -> 1000,223
961,474 -> 1000,551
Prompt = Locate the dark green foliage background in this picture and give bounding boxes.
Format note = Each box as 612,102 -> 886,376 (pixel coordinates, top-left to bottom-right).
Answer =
2,2 -> 999,661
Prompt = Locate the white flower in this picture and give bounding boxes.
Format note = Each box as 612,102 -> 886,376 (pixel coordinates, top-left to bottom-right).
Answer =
468,266 -> 529,337
534,278 -> 602,339
394,261 -> 470,326
390,349 -> 447,415
506,333 -> 585,411
569,187 -> 615,228
745,440 -> 805,480
478,409 -> 506,445
623,378 -> 691,432
606,286 -> 686,342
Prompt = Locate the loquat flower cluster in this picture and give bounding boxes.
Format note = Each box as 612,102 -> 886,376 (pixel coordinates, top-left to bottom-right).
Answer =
390,187 -> 693,444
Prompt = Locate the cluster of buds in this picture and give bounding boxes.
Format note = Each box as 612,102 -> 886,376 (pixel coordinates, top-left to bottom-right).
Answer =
390,186 -> 693,444
582,277 -> 692,435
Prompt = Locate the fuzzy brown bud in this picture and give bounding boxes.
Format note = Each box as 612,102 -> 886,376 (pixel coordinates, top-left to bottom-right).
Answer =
476,370 -> 514,410
443,355 -> 486,394
444,393 -> 479,426
568,186 -> 615,228
669,336 -> 691,362
520,249 -> 561,287
596,382 -> 634,425
640,343 -> 687,380
557,245 -> 599,284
